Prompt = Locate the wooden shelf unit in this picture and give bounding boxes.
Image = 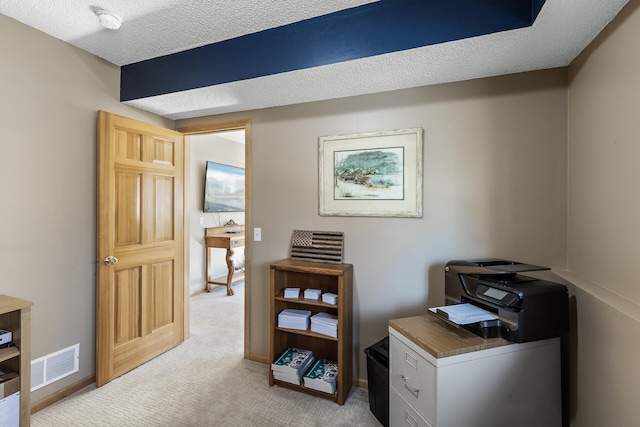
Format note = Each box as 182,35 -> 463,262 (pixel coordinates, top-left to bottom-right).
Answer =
0,295 -> 33,427
269,259 -> 353,405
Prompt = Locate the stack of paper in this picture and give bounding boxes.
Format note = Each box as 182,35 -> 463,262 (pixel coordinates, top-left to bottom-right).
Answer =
278,309 -> 311,330
304,288 -> 321,300
429,303 -> 498,325
283,288 -> 300,298
271,347 -> 315,385
310,312 -> 338,338
303,359 -> 338,394
322,292 -> 338,305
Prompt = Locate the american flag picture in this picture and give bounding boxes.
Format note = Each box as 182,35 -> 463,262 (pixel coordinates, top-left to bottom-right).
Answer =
290,230 -> 344,263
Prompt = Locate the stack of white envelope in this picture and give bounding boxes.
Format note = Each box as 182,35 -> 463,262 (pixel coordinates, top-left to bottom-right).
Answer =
321,292 -> 338,304
304,288 -> 321,300
278,308 -> 311,330
310,312 -> 338,338
284,287 -> 300,298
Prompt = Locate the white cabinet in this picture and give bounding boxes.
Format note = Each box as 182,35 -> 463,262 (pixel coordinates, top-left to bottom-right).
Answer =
389,315 -> 561,427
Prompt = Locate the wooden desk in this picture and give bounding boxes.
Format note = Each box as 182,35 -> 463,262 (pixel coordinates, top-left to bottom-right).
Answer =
205,224 -> 245,295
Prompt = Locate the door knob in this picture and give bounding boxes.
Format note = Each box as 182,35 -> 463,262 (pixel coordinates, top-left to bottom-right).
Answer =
104,255 -> 118,266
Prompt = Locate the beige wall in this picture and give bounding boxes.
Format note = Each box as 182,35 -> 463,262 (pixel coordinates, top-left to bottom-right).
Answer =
0,14 -> 173,402
568,0 -> 640,304
565,0 -> 640,425
178,68 -> 569,382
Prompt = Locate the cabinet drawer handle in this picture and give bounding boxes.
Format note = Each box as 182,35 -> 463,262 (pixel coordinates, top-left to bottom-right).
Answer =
405,410 -> 419,427
401,375 -> 420,398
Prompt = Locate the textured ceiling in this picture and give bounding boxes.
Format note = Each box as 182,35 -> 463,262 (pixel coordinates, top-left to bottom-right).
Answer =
0,0 -> 630,120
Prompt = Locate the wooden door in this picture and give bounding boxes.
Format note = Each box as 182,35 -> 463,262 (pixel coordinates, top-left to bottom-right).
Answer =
96,111 -> 185,386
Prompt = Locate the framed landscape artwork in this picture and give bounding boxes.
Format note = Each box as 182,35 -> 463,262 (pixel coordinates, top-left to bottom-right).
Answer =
318,128 -> 423,217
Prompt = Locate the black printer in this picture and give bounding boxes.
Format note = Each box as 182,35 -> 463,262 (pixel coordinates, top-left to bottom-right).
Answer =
443,258 -> 569,343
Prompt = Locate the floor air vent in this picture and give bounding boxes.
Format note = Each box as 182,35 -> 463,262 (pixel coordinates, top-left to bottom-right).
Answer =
31,344 -> 79,391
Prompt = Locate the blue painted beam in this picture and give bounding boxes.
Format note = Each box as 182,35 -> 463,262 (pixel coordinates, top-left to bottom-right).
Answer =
121,0 -> 545,101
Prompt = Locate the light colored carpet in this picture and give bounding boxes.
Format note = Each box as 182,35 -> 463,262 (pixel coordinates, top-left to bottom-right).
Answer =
32,282 -> 381,426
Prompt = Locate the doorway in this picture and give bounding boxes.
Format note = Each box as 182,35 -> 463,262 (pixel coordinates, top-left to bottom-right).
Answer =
180,120 -> 251,359
189,130 -> 245,295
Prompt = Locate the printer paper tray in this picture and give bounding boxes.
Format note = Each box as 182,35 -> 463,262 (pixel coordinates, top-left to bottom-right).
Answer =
428,304 -> 503,339
428,303 -> 498,325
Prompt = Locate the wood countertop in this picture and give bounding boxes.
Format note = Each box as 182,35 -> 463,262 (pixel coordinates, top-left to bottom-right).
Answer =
389,314 -> 510,359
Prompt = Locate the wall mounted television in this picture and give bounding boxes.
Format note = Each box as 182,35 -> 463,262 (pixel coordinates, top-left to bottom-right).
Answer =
203,161 -> 245,212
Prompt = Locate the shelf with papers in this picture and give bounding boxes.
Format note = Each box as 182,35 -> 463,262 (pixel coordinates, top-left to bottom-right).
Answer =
269,259 -> 353,405
270,343 -> 339,399
274,326 -> 339,341
0,345 -> 20,363
274,294 -> 338,309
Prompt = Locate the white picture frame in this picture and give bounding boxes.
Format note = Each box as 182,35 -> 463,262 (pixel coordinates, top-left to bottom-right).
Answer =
319,128 -> 423,217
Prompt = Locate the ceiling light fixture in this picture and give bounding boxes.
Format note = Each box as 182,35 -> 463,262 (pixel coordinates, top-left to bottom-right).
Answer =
96,9 -> 122,30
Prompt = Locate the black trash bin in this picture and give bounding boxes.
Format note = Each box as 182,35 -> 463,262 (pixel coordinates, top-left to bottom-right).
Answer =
364,336 -> 389,427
